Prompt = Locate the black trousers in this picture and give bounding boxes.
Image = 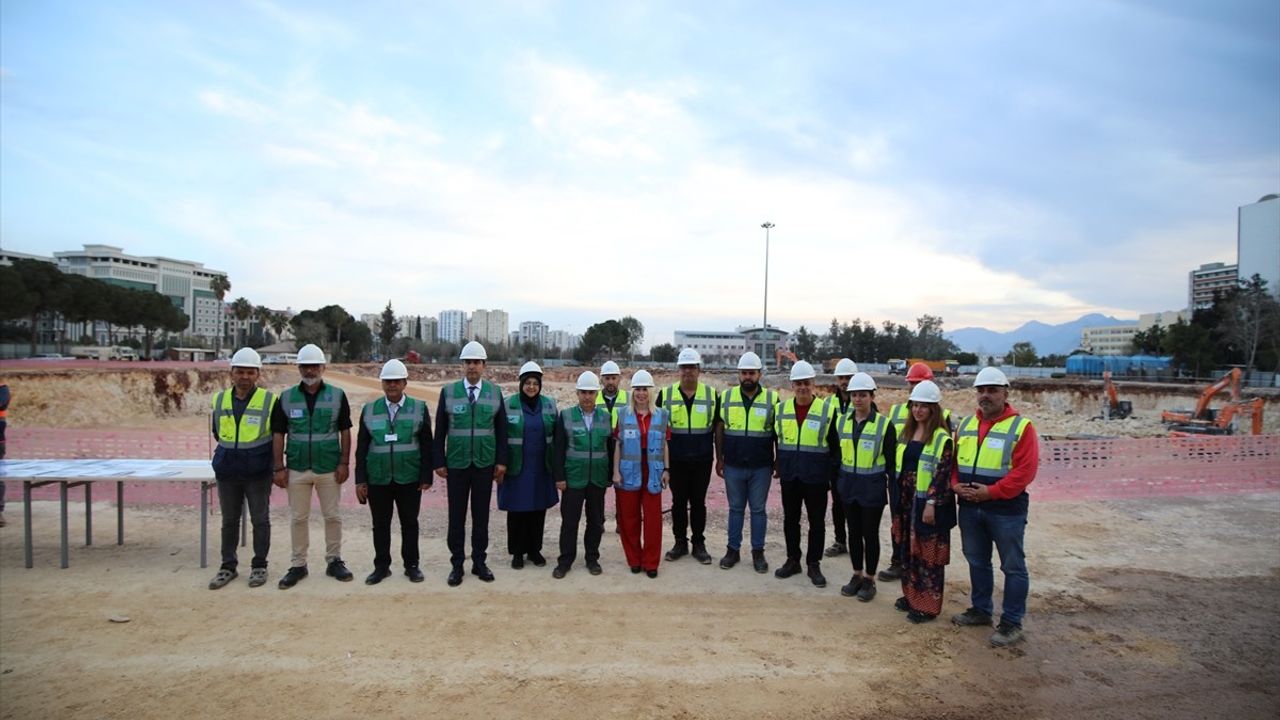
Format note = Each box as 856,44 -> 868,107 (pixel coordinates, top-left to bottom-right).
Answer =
217,476 -> 271,570
781,480 -> 828,566
844,501 -> 886,574
558,484 -> 606,567
668,456 -> 713,546
368,481 -> 422,570
446,465 -> 494,570
507,509 -> 547,556
830,478 -> 846,545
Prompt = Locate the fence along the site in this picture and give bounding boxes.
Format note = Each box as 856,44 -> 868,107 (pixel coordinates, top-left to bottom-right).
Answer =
5,428 -> 1277,503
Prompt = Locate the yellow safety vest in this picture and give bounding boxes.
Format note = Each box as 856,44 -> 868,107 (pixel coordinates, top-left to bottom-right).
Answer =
211,387 -> 276,450
839,411 -> 890,475
777,395 -> 836,453
896,426 -> 953,493
661,382 -> 716,435
596,388 -> 628,429
720,386 -> 778,438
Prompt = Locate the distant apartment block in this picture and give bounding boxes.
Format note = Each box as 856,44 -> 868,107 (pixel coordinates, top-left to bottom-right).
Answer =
1188,261 -> 1238,310
470,309 -> 509,347
1080,324 -> 1139,356
438,309 -> 468,344
1238,194 -> 1280,298
519,321 -> 549,349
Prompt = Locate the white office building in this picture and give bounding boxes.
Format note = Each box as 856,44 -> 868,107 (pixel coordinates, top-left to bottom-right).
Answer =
1188,261 -> 1238,310
519,321 -> 549,349
1239,194 -> 1280,298
438,309 -> 468,344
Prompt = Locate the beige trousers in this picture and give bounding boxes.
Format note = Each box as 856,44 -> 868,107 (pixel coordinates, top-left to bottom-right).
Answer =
287,469 -> 343,567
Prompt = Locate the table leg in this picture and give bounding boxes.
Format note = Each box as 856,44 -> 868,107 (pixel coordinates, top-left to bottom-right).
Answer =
117,481 -> 124,545
23,481 -> 33,569
85,482 -> 93,546
60,482 -> 69,569
201,481 -> 209,569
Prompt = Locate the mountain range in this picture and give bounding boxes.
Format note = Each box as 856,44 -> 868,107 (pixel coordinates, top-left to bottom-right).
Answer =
945,313 -> 1133,357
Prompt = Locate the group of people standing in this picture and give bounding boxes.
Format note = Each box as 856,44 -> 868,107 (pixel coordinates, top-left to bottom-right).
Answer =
208,341 -> 1037,648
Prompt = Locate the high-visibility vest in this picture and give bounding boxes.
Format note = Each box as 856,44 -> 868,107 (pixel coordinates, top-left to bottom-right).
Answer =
720,386 -> 778,439
504,394 -> 556,476
280,384 -> 344,473
442,380 -> 502,469
211,387 -> 276,450
955,413 -> 1033,513
596,389 -> 628,429
838,411 -> 890,476
617,407 -> 667,494
361,396 -> 425,485
896,426 -> 954,493
560,406 -> 613,489
775,395 -> 836,482
660,382 -> 716,434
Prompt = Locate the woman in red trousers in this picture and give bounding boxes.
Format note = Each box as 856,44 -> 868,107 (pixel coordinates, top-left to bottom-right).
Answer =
612,370 -> 670,578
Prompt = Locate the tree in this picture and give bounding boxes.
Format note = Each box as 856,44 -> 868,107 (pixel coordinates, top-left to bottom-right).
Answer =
10,258 -> 70,355
209,275 -> 231,351
650,343 -> 678,363
1006,341 -> 1037,367
954,351 -> 978,366
1165,317 -> 1215,377
912,314 -> 960,359
575,319 -> 630,363
254,305 -> 273,344
1220,274 -> 1279,372
1129,323 -> 1166,354
269,312 -> 289,341
230,297 -> 253,347
292,319 -> 329,350
619,316 -> 645,358
792,326 -> 817,359
378,301 -> 401,351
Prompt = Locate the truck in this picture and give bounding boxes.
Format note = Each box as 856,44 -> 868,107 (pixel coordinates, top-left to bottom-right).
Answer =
69,345 -> 138,361
906,358 -> 960,377
887,358 -> 907,375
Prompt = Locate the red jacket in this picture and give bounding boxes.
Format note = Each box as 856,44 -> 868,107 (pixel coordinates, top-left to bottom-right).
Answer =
951,403 -> 1039,500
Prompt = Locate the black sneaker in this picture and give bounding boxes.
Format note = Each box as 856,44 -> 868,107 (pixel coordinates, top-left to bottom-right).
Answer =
691,544 -> 713,565
877,564 -> 903,582
840,575 -> 865,597
278,566 -> 308,589
774,559 -> 802,579
528,552 -> 548,567
326,559 -> 354,582
586,561 -> 603,576
512,554 -> 525,570
823,542 -> 847,558
806,564 -> 827,588
552,564 -> 570,579
991,621 -> 1025,647
665,542 -> 689,561
719,548 -> 740,570
952,608 -> 994,627
751,549 -> 768,574
855,579 -> 877,602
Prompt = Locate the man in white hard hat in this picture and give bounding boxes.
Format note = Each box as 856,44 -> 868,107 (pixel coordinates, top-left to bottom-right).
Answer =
714,351 -> 777,573
208,348 -> 279,590
951,367 -> 1040,648
656,347 -> 720,565
270,344 -> 354,588
824,358 -> 858,559
434,341 -> 508,586
773,360 -> 840,588
597,360 -> 628,430
355,359 -> 434,584
551,371 -> 614,578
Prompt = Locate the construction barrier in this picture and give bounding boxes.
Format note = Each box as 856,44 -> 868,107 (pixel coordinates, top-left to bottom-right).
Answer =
3,428 -> 1278,506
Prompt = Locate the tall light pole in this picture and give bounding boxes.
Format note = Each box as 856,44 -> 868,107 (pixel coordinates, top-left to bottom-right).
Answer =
761,221 -> 775,360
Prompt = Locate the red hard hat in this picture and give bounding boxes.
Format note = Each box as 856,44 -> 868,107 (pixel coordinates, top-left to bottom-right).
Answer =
906,363 -> 934,382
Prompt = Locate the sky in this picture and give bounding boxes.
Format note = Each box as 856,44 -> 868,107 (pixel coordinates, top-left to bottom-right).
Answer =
2,0 -> 1278,348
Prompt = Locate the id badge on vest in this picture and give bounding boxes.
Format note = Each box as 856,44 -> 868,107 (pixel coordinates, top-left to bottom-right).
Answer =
752,406 -> 768,418
623,428 -> 639,440
289,408 -> 304,419
804,418 -> 821,431
859,438 -> 876,453
986,438 -> 1005,451
384,432 -> 398,443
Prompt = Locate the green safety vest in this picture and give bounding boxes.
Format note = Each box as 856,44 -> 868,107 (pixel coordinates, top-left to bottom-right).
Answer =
777,395 -> 836,453
281,384 -> 345,473
896,426 -> 954,493
443,380 -> 502,469
504,394 -> 557,476
212,387 -> 276,450
560,405 -> 613,489
838,411 -> 891,475
660,382 -> 716,434
596,388 -> 628,429
720,386 -> 778,438
361,396 -> 425,485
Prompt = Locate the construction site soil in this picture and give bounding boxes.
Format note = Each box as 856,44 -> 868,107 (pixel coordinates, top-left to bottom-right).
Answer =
0,362 -> 1277,719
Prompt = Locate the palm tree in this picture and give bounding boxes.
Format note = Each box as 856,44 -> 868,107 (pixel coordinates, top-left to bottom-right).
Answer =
269,312 -> 289,344
230,297 -> 253,347
209,275 -> 231,352
254,305 -> 273,344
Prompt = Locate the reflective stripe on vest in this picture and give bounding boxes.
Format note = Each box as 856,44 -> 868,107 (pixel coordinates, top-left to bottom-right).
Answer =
617,407 -> 667,493
443,380 -> 501,468
563,408 -> 610,459
839,411 -> 889,474
777,396 -> 835,454
364,400 -> 424,455
721,386 -> 777,438
596,389 -> 628,429
955,414 -> 1029,482
212,387 -> 275,450
281,385 -> 343,471
896,426 -> 953,494
662,382 -> 716,434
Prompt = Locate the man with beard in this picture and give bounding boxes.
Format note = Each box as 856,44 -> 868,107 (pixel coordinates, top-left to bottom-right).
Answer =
714,351 -> 777,573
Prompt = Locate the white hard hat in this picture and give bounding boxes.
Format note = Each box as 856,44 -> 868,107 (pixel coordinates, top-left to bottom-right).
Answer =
519,361 -> 543,377
230,347 -> 262,369
630,369 -> 655,388
834,358 -> 858,376
909,380 -> 942,404
974,367 -> 1010,387
576,370 -> 601,391
846,372 -> 876,392
296,343 -> 326,365
789,360 -> 816,381
600,360 -> 621,376
379,359 -> 409,380
737,351 -> 763,370
459,341 -> 488,360
676,347 -> 702,366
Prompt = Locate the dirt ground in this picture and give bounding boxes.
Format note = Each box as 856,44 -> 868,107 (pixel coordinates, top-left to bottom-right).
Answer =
1,363 -> 1278,719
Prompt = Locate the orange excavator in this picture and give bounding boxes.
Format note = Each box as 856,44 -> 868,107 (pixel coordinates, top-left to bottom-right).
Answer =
1161,368 -> 1265,435
1101,371 -> 1132,420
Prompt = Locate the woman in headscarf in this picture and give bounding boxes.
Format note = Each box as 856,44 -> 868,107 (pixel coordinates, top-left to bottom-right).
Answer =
498,361 -> 559,568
